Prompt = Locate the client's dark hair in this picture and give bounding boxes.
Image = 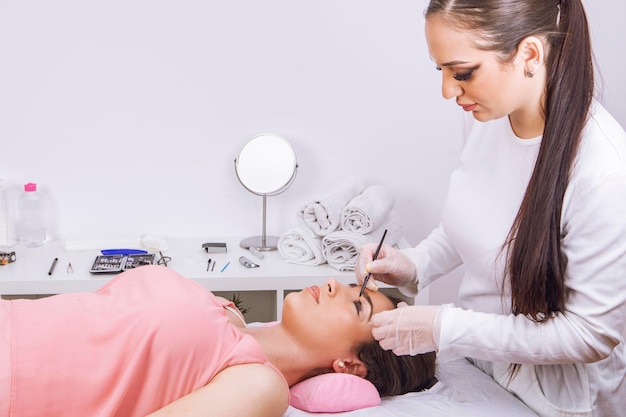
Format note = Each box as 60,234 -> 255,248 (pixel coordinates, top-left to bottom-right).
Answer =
357,295 -> 437,396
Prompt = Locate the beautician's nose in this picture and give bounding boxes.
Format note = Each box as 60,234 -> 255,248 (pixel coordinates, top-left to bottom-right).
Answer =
442,75 -> 463,100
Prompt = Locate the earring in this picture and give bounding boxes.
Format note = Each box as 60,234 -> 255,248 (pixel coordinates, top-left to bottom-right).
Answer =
338,360 -> 345,369
526,61 -> 539,78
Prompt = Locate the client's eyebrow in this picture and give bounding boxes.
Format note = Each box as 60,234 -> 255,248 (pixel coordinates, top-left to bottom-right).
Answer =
349,283 -> 375,320
362,292 -> 374,321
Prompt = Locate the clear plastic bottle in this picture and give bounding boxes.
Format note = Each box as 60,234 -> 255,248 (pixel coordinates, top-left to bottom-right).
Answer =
0,179 -> 15,249
18,182 -> 46,247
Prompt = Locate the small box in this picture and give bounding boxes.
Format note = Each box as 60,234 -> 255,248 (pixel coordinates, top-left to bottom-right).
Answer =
202,242 -> 227,253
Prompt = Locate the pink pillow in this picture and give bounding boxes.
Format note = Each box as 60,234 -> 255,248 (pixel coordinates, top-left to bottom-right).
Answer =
289,373 -> 381,413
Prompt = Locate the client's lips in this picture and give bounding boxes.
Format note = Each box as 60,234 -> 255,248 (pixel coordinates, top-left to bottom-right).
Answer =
307,286 -> 320,303
459,102 -> 478,112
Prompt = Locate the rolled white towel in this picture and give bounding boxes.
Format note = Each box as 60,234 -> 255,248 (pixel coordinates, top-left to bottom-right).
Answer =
298,176 -> 365,236
322,211 -> 404,271
278,226 -> 326,266
340,185 -> 395,234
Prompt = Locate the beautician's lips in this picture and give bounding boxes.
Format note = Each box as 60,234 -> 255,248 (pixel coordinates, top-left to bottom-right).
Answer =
307,286 -> 320,303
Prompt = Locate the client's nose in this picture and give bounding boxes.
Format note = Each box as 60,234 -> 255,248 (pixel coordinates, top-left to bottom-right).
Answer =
324,278 -> 338,297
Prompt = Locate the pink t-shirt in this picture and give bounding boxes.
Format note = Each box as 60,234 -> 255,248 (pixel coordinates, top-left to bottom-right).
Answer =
2,265 -> 280,416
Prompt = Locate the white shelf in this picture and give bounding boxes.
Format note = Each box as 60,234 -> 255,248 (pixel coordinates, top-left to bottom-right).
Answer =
0,236 -> 427,320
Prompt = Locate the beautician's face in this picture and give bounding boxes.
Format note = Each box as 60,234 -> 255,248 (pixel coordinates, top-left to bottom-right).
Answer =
425,14 -> 530,122
282,278 -> 394,355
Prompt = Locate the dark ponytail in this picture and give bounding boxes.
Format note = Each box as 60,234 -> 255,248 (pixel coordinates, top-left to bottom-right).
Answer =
507,0 -> 593,321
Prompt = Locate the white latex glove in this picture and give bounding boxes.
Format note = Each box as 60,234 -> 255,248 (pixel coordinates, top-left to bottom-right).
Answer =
371,304 -> 440,356
356,243 -> 418,293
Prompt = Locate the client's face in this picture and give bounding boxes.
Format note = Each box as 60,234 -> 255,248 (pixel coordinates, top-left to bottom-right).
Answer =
282,278 -> 394,356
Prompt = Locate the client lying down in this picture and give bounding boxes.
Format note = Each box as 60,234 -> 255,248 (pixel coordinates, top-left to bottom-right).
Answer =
0,265 -> 436,417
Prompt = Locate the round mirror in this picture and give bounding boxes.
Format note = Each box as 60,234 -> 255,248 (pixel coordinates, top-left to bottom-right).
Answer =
235,133 -> 297,196
235,133 -> 298,251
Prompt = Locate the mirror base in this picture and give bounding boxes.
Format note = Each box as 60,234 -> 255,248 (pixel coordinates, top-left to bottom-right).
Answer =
239,235 -> 279,251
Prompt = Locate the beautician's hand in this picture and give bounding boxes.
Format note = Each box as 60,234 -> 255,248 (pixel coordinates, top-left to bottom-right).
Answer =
371,304 -> 440,356
356,243 -> 418,292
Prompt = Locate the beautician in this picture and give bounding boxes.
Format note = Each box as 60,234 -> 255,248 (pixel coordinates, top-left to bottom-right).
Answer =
356,1 -> 626,416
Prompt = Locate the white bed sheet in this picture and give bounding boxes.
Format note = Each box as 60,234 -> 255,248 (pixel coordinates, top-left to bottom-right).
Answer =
284,358 -> 538,417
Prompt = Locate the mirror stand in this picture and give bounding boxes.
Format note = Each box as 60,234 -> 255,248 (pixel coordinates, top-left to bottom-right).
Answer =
234,133 -> 297,252
239,195 -> 279,251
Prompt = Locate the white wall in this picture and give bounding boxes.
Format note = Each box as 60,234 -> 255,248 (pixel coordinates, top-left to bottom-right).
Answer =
1,1 -> 624,304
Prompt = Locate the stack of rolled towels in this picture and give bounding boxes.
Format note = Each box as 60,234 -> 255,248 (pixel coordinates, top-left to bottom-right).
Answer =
277,176 -> 403,271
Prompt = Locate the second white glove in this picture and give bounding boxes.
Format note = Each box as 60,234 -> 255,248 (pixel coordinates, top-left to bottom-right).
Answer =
371,304 -> 441,356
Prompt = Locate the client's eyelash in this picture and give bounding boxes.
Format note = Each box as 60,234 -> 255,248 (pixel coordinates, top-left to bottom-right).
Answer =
354,300 -> 362,314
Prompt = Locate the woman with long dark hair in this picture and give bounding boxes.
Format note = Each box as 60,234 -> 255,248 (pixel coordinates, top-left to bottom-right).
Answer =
357,1 -> 626,416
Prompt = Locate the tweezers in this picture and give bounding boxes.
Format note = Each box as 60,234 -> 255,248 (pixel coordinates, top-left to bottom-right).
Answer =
359,229 -> 388,297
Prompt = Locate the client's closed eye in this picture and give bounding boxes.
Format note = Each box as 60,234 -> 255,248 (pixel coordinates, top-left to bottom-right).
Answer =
348,284 -> 374,320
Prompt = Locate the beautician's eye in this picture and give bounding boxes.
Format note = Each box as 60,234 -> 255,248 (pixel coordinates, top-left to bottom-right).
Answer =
453,70 -> 473,81
435,65 -> 474,81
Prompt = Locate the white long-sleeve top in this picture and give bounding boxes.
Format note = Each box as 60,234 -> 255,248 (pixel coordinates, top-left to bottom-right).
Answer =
404,102 -> 626,417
